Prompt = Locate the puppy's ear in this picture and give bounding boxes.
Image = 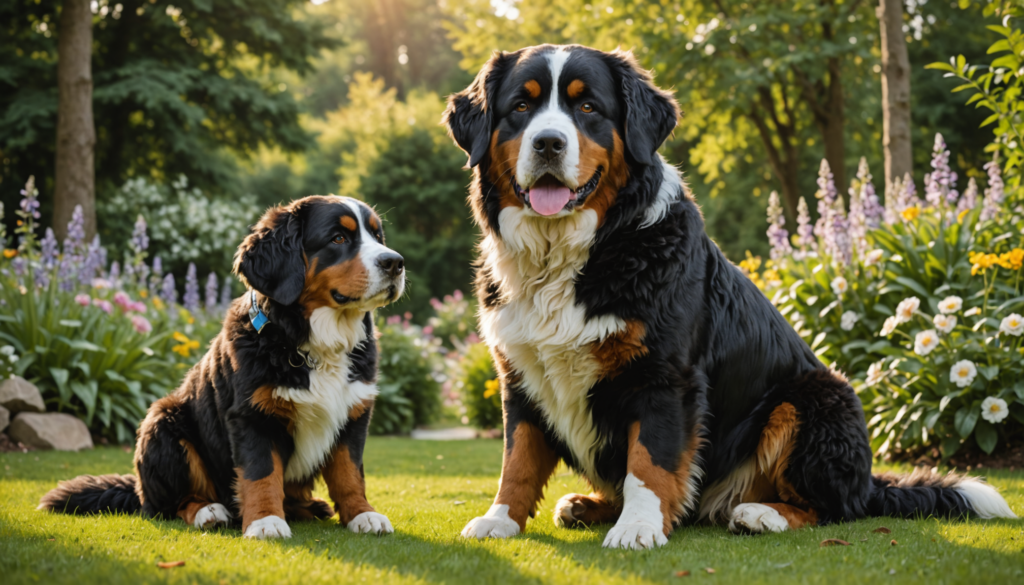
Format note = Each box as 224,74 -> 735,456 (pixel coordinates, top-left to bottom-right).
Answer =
443,50 -> 516,168
233,206 -> 305,305
604,49 -> 680,166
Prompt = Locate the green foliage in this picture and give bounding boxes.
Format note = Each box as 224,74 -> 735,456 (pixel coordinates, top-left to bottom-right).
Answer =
426,290 -> 478,350
457,342 -> 501,430
373,318 -> 443,434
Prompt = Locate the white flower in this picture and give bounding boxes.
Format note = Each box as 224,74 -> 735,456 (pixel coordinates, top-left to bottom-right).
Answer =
938,296 -> 962,314
866,361 -> 887,386
949,360 -> 977,388
933,314 -> 957,334
880,316 -> 899,336
865,249 -> 884,266
840,311 -> 859,331
0,345 -> 14,356
831,276 -> 849,296
999,313 -> 1024,336
914,329 -> 940,355
964,307 -> 981,317
980,396 -> 1009,424
7,355 -> 17,364
889,254 -> 903,263
895,297 -> 920,324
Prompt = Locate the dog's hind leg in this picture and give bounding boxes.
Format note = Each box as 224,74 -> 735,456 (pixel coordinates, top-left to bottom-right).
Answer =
284,478 -> 333,521
175,439 -> 230,529
553,492 -> 621,528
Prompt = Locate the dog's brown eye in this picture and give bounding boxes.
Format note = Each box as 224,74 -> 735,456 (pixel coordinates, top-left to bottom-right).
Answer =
580,103 -> 594,113
515,101 -> 529,112
332,235 -> 346,245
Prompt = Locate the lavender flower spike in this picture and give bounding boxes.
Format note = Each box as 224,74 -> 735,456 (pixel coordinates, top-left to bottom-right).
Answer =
766,190 -> 792,261
205,272 -> 219,312
924,133 -> 958,209
131,214 -> 149,253
161,273 -> 178,305
824,197 -> 852,267
219,280 -> 233,309
981,153 -> 1004,222
855,158 -> 884,228
66,205 -> 86,253
40,228 -> 59,270
813,159 -> 839,239
957,177 -> 978,215
183,263 -> 200,311
796,197 -> 816,252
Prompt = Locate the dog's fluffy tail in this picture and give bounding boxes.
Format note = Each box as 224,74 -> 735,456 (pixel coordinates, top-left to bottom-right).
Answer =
38,474 -> 142,516
867,467 -> 1016,520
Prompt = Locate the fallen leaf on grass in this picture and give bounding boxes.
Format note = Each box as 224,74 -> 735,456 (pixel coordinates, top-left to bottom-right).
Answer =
890,540 -> 898,546
705,568 -> 715,574
157,561 -> 185,569
675,570 -> 691,577
819,539 -> 851,547
873,527 -> 891,534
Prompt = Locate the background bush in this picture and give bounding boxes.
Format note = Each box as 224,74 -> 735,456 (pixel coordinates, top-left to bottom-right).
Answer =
373,316 -> 443,434
457,342 -> 502,431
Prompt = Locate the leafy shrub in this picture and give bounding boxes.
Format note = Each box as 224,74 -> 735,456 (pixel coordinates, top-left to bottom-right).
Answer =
426,289 -> 478,350
752,136 -> 1023,459
457,342 -> 502,430
372,316 -> 443,434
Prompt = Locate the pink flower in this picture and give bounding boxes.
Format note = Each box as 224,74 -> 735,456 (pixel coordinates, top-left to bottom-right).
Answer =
74,294 -> 91,307
423,325 -> 434,336
453,290 -> 463,301
92,299 -> 114,314
430,298 -> 443,310
404,312 -> 412,320
386,315 -> 401,325
466,332 -> 480,344
131,315 -> 152,334
130,301 -> 147,313
113,291 -> 131,309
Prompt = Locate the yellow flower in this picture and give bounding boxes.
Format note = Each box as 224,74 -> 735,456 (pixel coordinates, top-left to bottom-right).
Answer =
901,206 -> 921,221
997,248 -> 1024,271
957,209 -> 970,224
171,331 -> 200,357
179,308 -> 195,325
152,297 -> 165,310
2,249 -> 16,258
139,289 -> 149,298
483,379 -> 501,399
738,253 -> 762,274
969,251 -> 999,276
763,269 -> 780,283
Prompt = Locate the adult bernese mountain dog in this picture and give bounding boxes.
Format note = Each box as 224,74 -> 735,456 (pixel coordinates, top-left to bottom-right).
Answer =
39,196 -> 404,539
443,44 -> 1016,550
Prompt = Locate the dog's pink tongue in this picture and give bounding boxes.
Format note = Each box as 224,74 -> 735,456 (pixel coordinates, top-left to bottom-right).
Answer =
529,185 -> 572,216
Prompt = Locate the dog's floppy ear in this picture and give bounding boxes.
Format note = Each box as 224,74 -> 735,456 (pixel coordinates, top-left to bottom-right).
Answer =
443,50 -> 516,168
603,49 -> 680,166
233,205 -> 305,305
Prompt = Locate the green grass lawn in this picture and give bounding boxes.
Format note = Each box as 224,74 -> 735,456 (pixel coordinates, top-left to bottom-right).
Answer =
2,438 -> 1022,584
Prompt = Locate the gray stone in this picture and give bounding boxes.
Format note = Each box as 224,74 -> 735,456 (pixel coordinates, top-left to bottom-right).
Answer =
0,404 -> 8,432
8,412 -> 93,451
0,376 -> 45,413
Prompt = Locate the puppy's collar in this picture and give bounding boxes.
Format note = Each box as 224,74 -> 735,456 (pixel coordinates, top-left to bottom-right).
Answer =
248,290 -> 269,334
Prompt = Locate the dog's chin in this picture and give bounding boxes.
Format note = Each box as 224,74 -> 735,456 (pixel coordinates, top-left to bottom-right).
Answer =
331,280 -> 404,312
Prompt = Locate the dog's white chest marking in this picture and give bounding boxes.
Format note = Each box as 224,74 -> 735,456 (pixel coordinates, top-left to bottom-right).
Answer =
480,207 -> 625,486
275,307 -> 378,481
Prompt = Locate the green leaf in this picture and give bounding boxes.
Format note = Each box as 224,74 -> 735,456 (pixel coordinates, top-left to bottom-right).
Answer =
954,405 -> 979,438
49,367 -> 70,403
978,365 -> 999,381
941,435 -> 962,459
974,420 -> 997,454
893,277 -> 930,298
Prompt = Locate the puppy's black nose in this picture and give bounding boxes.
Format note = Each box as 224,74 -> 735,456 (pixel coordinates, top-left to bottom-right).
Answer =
532,130 -> 567,161
376,252 -> 404,278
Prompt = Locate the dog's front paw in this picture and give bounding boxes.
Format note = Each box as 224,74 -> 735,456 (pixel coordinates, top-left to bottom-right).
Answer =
347,511 -> 394,535
193,503 -> 230,529
244,515 -> 292,539
461,504 -> 520,539
728,503 -> 789,534
602,520 -> 667,550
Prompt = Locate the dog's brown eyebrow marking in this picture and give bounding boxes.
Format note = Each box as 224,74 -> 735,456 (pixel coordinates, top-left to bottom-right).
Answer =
567,79 -> 586,99
524,80 -> 541,99
368,214 -> 380,231
340,216 -> 357,231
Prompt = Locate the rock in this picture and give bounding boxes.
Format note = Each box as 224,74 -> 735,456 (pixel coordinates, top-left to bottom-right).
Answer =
0,405 -> 8,432
7,412 -> 93,451
0,376 -> 46,413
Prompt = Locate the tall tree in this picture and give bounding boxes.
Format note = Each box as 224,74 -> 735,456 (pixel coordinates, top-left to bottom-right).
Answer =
53,0 -> 95,240
878,0 -> 912,187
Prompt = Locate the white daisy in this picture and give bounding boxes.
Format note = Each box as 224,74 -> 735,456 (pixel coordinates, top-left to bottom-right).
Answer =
895,297 -> 920,324
914,329 -> 940,355
980,396 -> 1009,424
937,296 -> 962,314
949,360 -> 976,388
866,361 -> 887,386
964,307 -> 981,317
0,345 -> 14,356
933,314 -> 957,334
831,276 -> 849,296
864,249 -> 884,266
889,254 -> 903,263
999,313 -> 1024,336
880,316 -> 899,336
841,311 -> 859,331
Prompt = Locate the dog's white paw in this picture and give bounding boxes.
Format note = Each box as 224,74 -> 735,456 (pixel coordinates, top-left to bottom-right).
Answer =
347,511 -> 394,535
728,503 -> 789,534
602,519 -> 667,550
243,515 -> 292,539
461,504 -> 520,539
193,503 -> 230,529
553,494 -> 578,527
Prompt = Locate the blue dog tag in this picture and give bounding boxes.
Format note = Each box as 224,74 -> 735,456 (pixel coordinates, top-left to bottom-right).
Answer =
248,290 -> 269,333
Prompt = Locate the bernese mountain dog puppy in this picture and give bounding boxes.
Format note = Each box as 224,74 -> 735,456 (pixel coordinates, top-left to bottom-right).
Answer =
443,44 -> 1016,550
39,195 -> 404,539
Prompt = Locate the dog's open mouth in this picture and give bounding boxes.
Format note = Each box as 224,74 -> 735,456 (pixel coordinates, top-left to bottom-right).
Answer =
512,167 -> 603,216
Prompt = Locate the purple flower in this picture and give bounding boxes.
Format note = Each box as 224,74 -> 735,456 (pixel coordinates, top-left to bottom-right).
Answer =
12,257 -> 26,277
205,272 -> 218,312
183,263 -> 200,311
924,133 -> 958,208
79,235 -> 104,285
39,228 -> 58,270
824,197 -> 852,267
109,261 -> 121,285
57,249 -> 76,292
957,177 -> 978,215
766,190 -> 792,261
66,206 -> 86,253
122,261 -> 136,290
813,160 -> 839,239
131,214 -> 149,253
152,256 -> 163,277
795,197 -> 816,251
19,176 -> 41,219
855,158 -> 884,229
161,273 -> 178,305
136,261 -> 150,287
981,153 -> 1004,221
219,280 -> 233,308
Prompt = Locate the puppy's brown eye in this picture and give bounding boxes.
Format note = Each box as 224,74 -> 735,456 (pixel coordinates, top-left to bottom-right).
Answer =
515,102 -> 529,112
332,235 -> 346,245
580,103 -> 594,113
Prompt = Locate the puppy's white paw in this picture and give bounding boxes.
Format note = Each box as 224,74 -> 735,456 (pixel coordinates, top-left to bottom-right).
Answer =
461,504 -> 520,539
243,515 -> 292,539
728,503 -> 789,534
553,494 -> 578,527
602,520 -> 668,550
347,511 -> 394,535
193,503 -> 230,529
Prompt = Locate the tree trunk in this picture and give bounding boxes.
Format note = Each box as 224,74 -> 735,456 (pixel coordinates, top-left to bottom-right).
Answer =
878,0 -> 912,188
54,0 -> 96,241
821,57 -> 846,193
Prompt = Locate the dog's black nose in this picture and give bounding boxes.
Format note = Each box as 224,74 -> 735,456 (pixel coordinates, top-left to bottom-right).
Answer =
532,130 -> 567,161
376,252 -> 404,278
